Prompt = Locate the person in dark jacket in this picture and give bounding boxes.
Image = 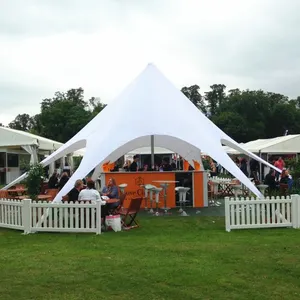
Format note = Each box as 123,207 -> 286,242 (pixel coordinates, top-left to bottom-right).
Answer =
129,155 -> 139,172
48,170 -> 59,188
58,172 -> 69,190
240,158 -> 248,177
162,158 -> 172,171
67,179 -> 83,202
264,170 -> 277,191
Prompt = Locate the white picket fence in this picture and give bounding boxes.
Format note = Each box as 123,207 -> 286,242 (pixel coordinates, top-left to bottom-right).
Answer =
225,195 -> 300,232
0,199 -> 102,234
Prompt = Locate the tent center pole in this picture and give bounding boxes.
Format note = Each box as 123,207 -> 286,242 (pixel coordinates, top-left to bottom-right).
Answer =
259,151 -> 262,181
151,135 -> 155,168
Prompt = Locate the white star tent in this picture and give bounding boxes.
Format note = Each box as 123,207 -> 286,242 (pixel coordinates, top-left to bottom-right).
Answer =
4,64 -> 279,200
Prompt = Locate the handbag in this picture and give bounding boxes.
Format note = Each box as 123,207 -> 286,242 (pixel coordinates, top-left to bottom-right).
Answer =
105,214 -> 121,232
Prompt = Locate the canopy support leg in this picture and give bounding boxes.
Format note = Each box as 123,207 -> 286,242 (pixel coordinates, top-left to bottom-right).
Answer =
151,135 -> 155,168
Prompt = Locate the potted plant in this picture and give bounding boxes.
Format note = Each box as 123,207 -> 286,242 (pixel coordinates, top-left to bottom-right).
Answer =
25,163 -> 45,200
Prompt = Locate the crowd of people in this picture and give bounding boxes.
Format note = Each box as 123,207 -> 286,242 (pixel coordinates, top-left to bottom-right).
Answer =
122,155 -> 177,172
232,155 -> 293,191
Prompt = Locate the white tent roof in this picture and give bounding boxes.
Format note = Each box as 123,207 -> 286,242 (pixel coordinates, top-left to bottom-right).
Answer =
0,126 -> 62,151
225,135 -> 300,154
5,64 -> 280,198
74,146 -> 174,157
126,147 -> 173,155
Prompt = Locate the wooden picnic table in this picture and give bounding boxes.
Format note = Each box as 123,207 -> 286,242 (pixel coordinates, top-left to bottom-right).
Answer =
105,198 -> 119,204
18,195 -> 53,201
7,188 -> 27,195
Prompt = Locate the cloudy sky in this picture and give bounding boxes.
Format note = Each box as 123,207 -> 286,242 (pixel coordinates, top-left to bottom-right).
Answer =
1,0 -> 300,125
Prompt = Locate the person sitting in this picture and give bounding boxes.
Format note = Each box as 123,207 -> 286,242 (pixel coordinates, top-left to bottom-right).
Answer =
63,162 -> 71,177
67,179 -> 83,202
78,179 -> 108,222
48,170 -> 59,189
79,180 -> 103,203
264,169 -> 277,191
102,178 -> 119,199
58,172 -> 69,190
279,169 -> 289,184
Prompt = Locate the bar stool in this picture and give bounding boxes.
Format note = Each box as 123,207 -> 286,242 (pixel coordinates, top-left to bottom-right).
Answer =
160,183 -> 170,214
175,187 -> 190,216
152,187 -> 163,216
141,184 -> 156,211
118,183 -> 127,194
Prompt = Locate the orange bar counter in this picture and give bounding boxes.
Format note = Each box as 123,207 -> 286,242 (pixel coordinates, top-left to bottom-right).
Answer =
101,171 -> 208,209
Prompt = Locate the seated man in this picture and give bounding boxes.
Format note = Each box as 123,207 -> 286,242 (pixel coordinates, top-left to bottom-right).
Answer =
67,179 -> 83,202
79,180 -> 105,203
264,170 -> 277,191
79,179 -> 107,218
102,178 -> 119,199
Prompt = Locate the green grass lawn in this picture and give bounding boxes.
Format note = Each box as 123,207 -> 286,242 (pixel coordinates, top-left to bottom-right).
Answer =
0,216 -> 300,300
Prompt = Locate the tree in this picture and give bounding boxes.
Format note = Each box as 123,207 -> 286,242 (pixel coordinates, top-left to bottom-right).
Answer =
8,114 -> 34,131
181,85 -> 207,114
205,84 -> 227,117
212,111 -> 248,142
89,97 -> 107,118
32,88 -> 105,143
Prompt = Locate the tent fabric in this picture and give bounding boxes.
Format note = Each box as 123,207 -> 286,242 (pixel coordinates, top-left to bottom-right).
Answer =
3,64 -> 280,199
74,146 -> 174,157
0,126 -> 62,151
90,135 -> 204,181
127,146 -> 174,155
225,135 -> 300,154
21,145 -> 39,164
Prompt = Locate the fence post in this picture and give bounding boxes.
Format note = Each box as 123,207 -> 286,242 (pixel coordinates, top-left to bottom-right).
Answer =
96,200 -> 101,235
291,194 -> 299,229
225,197 -> 231,232
297,195 -> 300,229
22,199 -> 32,234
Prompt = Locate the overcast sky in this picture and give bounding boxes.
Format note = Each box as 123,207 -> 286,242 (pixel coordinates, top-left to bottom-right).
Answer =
1,0 -> 300,125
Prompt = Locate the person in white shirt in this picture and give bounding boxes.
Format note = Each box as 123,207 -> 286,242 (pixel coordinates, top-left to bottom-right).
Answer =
78,180 -> 106,205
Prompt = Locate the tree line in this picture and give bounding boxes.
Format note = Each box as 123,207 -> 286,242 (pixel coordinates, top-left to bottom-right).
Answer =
5,84 -> 300,143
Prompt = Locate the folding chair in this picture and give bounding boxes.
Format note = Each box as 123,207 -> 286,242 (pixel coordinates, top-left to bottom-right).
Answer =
113,193 -> 126,215
120,197 -> 143,229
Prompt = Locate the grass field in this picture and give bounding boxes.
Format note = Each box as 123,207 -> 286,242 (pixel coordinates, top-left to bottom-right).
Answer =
1,215 -> 300,300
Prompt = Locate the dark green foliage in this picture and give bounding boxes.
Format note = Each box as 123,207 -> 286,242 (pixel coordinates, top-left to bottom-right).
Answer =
8,88 -> 106,143
182,85 -> 300,143
25,163 -> 45,200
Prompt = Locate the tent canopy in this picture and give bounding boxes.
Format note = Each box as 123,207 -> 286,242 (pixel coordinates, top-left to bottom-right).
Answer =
4,64 -> 280,198
74,146 -> 174,157
0,126 -> 62,151
225,135 -> 300,155
127,146 -> 173,155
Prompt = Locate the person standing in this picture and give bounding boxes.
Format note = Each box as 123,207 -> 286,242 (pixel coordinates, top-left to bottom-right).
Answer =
274,157 -> 285,180
240,158 -> 249,177
129,155 -> 139,172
